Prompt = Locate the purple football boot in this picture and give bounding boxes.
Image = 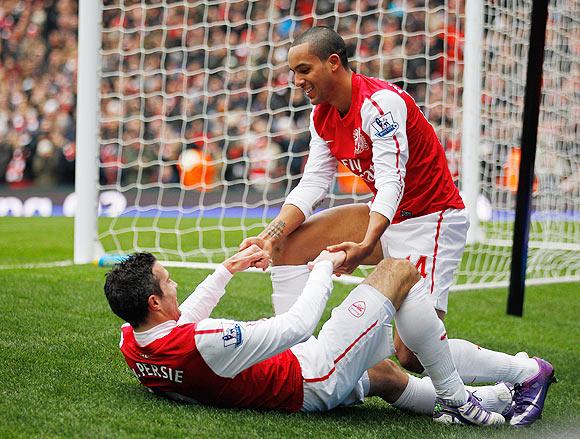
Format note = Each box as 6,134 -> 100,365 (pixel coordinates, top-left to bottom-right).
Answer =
433,391 -> 505,426
510,357 -> 556,427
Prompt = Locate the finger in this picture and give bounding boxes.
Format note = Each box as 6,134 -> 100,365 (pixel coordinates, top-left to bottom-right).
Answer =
327,243 -> 349,252
248,244 -> 261,253
334,265 -> 351,275
254,257 -> 270,270
307,261 -> 315,270
252,252 -> 268,262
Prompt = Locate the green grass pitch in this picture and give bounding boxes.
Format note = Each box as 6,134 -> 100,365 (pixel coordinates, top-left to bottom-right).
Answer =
1,217 -> 579,438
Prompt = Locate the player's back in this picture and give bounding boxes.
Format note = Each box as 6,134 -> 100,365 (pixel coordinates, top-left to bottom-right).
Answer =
119,323 -> 304,411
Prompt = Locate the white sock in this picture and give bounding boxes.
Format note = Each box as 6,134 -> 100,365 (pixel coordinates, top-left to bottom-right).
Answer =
395,280 -> 467,405
393,376 -> 512,416
448,339 -> 540,385
270,265 -> 311,315
392,375 -> 436,415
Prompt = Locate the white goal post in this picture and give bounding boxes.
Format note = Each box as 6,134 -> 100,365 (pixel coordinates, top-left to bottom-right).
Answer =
74,0 -> 579,289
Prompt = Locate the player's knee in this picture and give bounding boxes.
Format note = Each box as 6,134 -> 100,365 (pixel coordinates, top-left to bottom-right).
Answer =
369,258 -> 420,303
376,258 -> 418,279
271,227 -> 316,266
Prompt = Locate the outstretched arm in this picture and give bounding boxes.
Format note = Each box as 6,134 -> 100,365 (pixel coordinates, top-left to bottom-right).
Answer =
194,250 -> 346,378
240,111 -> 337,268
178,245 -> 269,323
238,204 -> 306,269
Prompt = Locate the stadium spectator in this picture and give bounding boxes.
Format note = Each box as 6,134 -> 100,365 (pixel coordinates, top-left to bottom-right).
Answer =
0,0 -> 450,188
0,0 -> 77,186
0,0 -> 577,201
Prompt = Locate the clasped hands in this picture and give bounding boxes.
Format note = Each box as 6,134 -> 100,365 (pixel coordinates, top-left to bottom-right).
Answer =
238,237 -> 369,275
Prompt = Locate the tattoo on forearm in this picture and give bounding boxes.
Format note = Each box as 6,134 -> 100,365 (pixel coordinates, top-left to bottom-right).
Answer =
263,220 -> 286,240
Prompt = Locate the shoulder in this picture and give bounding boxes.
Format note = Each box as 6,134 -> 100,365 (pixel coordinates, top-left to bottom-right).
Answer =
119,322 -> 134,348
361,87 -> 407,117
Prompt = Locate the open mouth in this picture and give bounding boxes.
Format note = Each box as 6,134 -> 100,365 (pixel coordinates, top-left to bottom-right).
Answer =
304,86 -> 314,98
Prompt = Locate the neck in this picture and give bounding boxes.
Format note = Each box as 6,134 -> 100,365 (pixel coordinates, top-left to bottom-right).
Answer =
329,69 -> 353,116
134,315 -> 171,332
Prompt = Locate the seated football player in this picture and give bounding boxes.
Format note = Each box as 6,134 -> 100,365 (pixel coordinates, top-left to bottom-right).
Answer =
104,247 -> 551,426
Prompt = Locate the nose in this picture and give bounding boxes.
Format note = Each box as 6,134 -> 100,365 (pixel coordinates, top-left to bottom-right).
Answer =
293,73 -> 304,88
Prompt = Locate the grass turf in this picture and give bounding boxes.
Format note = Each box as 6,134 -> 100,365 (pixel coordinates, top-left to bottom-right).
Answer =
0,217 -> 579,438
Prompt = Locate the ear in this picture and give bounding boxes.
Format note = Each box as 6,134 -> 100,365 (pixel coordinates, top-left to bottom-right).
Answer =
147,294 -> 162,311
328,54 -> 342,72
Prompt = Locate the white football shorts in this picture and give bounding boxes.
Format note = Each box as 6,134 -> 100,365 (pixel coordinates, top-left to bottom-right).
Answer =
292,284 -> 395,412
378,208 -> 469,313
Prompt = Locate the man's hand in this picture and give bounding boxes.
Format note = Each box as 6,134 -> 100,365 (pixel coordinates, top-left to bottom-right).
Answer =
238,237 -> 272,270
307,250 -> 347,271
325,241 -> 372,274
223,245 -> 271,274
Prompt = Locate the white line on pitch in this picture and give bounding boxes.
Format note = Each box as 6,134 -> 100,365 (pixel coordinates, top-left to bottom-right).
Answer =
0,260 -> 75,270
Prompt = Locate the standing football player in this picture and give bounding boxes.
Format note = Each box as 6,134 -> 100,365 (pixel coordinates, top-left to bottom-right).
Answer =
239,27 -> 554,427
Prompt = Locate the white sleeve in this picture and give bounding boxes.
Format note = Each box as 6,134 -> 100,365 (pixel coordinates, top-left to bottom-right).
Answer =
177,264 -> 233,324
284,111 -> 337,220
361,89 -> 409,222
194,261 -> 334,378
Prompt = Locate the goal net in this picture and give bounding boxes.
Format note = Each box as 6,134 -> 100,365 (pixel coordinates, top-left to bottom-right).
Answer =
88,0 -> 579,288
458,0 -> 579,288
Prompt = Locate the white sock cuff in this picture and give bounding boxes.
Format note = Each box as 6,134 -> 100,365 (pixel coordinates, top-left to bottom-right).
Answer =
392,375 -> 438,415
393,374 -> 419,409
352,284 -> 396,318
270,264 -> 310,280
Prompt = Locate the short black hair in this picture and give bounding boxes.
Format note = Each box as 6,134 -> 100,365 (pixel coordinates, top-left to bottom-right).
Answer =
104,252 -> 163,327
291,26 -> 349,69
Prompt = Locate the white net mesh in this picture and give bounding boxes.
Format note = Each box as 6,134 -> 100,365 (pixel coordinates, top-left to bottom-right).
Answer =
95,0 -> 579,287
457,0 -> 579,286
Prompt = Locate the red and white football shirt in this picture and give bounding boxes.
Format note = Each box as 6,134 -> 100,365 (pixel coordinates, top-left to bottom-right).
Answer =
118,262 -> 335,412
285,73 -> 464,224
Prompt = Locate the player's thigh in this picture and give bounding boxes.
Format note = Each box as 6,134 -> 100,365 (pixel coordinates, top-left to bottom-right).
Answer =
273,203 -> 384,265
295,284 -> 395,411
384,209 -> 468,312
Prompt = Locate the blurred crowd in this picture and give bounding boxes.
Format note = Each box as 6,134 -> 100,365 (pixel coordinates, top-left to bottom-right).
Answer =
0,0 -> 577,201
0,0 -> 77,187
0,0 -> 463,190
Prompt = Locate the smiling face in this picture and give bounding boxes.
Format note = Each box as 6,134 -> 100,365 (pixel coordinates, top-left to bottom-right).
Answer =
288,42 -> 338,106
151,261 -> 181,321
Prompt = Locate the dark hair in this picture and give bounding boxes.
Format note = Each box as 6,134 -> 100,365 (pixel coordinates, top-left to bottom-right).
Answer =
291,26 -> 349,69
104,252 -> 162,327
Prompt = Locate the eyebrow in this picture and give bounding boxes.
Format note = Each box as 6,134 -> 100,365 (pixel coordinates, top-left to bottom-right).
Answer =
290,62 -> 310,72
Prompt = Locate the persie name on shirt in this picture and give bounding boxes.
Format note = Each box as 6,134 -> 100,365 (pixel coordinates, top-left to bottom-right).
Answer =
132,362 -> 184,383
